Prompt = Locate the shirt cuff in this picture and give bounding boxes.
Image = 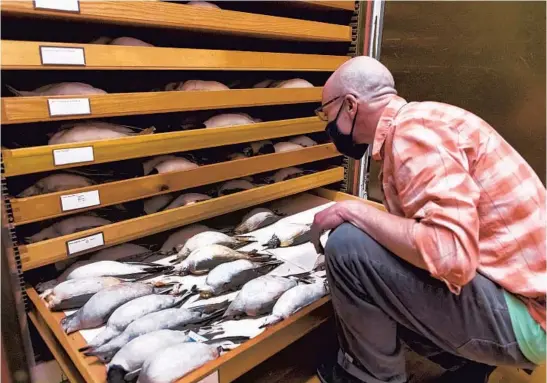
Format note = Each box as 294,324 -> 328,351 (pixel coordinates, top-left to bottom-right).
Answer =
413,222 -> 462,295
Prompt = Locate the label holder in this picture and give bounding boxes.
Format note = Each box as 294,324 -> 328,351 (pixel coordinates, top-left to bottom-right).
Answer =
60,190 -> 101,212
52,146 -> 95,167
33,0 -> 81,13
47,98 -> 92,118
66,232 -> 105,257
39,45 -> 86,67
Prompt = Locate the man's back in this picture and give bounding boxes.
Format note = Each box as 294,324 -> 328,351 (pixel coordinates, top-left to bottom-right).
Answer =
316,56 -> 544,382
380,97 -> 546,327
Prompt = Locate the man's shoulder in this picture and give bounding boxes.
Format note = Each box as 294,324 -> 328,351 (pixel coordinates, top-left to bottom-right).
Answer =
394,100 -> 491,136
397,100 -> 470,122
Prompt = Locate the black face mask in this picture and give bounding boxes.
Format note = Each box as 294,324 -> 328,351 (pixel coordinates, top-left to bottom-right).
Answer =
325,100 -> 369,160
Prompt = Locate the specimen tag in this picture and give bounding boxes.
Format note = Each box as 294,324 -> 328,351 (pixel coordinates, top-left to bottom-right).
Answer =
53,146 -> 94,166
67,232 -> 104,255
40,46 -> 85,66
34,0 -> 80,12
61,190 -> 100,211
48,98 -> 91,117
187,331 -> 208,343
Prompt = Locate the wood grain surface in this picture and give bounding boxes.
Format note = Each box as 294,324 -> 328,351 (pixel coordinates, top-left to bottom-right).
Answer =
1,40 -> 349,71
2,117 -> 326,177
27,289 -> 104,383
1,1 -> 351,42
28,311 -> 86,383
20,168 -> 344,270
1,87 -> 322,124
11,144 -> 340,225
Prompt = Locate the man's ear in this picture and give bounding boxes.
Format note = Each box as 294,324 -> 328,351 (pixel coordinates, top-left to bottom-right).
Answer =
345,94 -> 359,117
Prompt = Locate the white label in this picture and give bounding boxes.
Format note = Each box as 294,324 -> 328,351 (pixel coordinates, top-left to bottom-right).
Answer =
60,190 -> 100,212
48,98 -> 91,117
40,46 -> 85,66
187,331 -> 208,343
53,146 -> 94,166
67,232 -> 104,255
34,0 -> 80,12
197,370 -> 219,383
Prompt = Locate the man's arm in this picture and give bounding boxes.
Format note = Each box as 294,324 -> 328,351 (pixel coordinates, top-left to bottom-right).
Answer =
339,201 -> 427,270
312,119 -> 482,294
385,120 -> 482,293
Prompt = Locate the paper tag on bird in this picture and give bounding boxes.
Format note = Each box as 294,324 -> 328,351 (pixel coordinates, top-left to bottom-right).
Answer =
40,46 -> 85,66
53,146 -> 94,166
313,254 -> 325,271
34,0 -> 80,12
48,98 -> 91,117
61,190 -> 100,212
187,331 -> 208,343
66,232 -> 104,255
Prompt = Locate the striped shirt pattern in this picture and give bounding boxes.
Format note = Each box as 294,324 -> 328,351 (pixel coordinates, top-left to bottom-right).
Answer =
373,96 -> 546,330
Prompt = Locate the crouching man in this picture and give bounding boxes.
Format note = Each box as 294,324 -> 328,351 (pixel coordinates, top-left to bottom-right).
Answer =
311,56 -> 546,383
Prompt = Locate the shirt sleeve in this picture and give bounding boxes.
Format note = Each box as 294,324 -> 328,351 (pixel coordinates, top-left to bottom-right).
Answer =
391,119 -> 481,294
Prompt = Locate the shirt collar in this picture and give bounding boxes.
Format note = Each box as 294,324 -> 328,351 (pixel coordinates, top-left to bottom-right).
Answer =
372,95 -> 408,161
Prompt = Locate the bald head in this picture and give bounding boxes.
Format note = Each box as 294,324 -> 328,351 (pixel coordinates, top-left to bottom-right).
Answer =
325,56 -> 396,101
321,57 -> 397,147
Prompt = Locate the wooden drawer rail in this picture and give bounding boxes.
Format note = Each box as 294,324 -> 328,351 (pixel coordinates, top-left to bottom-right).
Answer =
1,87 -> 322,125
1,1 -> 351,42
2,117 -> 326,177
1,40 -> 349,71
28,311 -> 85,383
11,144 -> 340,225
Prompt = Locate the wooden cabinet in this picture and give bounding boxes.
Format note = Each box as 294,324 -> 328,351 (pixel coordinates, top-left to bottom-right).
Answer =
0,1 -> 364,382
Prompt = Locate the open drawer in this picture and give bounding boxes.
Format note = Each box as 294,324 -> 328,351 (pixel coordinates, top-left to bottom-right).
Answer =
26,188 -> 385,383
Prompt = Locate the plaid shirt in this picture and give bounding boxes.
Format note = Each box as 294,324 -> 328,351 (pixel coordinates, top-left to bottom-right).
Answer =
374,96 -> 546,330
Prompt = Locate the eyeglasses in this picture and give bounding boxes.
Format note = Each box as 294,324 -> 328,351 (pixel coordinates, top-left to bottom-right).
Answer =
314,96 -> 341,121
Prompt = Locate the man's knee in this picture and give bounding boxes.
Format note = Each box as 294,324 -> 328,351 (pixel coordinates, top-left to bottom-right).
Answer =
325,223 -> 379,267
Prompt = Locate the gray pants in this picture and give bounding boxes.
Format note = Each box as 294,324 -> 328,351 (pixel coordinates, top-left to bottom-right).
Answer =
324,223 -> 535,383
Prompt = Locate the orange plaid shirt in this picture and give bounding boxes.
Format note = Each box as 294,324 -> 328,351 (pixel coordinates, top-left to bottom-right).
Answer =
374,95 -> 546,330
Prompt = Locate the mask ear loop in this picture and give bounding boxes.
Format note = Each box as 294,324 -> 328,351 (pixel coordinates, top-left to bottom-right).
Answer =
325,98 -> 344,140
333,99 -> 345,122
349,105 -> 358,141
328,94 -> 360,138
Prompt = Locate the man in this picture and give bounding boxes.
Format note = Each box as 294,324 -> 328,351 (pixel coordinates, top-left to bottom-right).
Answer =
311,56 -> 546,383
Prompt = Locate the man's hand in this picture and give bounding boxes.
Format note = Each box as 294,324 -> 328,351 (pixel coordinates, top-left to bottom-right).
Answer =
311,201 -> 356,254
312,198 -> 427,274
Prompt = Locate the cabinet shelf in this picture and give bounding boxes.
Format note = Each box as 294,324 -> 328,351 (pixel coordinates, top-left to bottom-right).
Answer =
1,1 -> 358,382
19,168 -> 344,270
2,40 -> 348,71
2,117 -> 326,177
27,287 -> 331,383
11,144 -> 340,226
23,191 -> 378,383
1,1 -> 351,42
1,87 -> 322,125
